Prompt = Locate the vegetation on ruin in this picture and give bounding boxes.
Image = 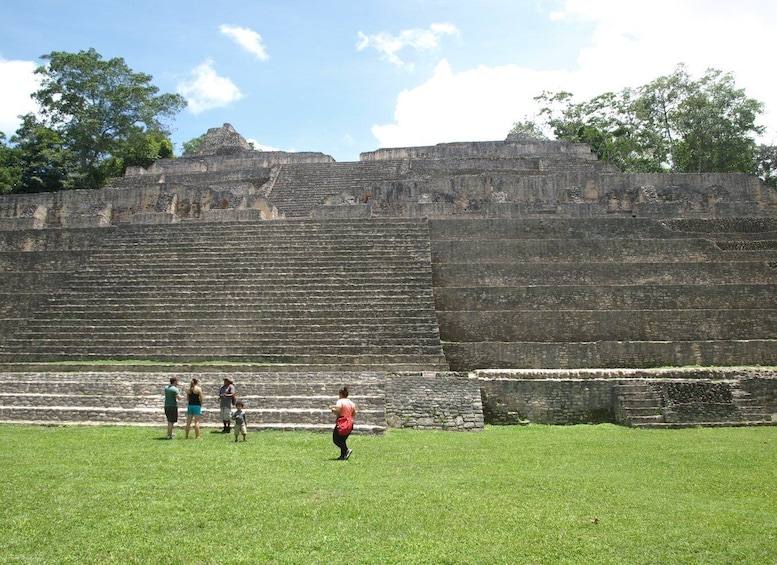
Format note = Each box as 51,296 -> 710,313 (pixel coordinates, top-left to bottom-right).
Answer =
0,48 -> 185,194
2,51 -> 776,194
1,424 -> 774,564
512,64 -> 776,185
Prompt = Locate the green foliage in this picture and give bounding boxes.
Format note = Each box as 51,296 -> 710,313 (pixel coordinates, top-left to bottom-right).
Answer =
181,133 -> 205,156
533,64 -> 767,176
0,133 -> 23,194
9,114 -> 76,192
29,48 -> 186,190
1,424 -> 775,564
508,119 -> 548,140
754,144 -> 777,187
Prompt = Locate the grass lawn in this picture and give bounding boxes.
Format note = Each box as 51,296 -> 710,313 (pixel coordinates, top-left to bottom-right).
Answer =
0,423 -> 775,564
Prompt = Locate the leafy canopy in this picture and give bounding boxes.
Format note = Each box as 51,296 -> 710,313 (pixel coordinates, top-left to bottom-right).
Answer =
511,64 -> 768,178
6,48 -> 187,192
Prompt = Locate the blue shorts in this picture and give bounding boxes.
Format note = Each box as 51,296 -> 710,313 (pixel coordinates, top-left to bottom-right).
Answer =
187,405 -> 203,416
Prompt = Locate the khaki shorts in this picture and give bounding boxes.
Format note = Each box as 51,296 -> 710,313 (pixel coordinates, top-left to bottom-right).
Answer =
234,424 -> 247,437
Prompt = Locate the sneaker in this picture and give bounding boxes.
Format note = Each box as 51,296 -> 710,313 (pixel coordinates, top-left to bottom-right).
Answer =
165,435 -> 172,440
344,449 -> 352,460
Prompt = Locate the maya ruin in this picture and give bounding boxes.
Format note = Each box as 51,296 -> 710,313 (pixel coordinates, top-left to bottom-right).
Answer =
1,123 -> 776,431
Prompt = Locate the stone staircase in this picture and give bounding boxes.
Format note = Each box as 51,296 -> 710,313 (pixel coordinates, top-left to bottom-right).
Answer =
613,382 -> 664,427
613,379 -> 773,428
267,161 -> 406,217
431,217 -> 777,370
0,218 -> 448,371
0,371 -> 388,433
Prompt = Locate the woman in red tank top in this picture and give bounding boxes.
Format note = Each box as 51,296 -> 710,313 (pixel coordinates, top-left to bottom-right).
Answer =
332,386 -> 356,460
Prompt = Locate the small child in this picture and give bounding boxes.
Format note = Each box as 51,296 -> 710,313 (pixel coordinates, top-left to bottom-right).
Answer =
231,401 -> 247,442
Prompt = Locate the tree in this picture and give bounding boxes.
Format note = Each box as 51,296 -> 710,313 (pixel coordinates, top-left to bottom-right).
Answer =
181,134 -> 205,156
536,89 -> 664,172
754,144 -> 777,188
10,114 -> 74,193
32,48 -> 186,189
670,68 -> 763,173
0,133 -> 23,195
508,120 -> 548,140
531,65 -> 765,175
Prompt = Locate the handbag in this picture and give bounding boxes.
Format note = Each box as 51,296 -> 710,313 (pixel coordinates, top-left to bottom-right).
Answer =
335,415 -> 353,436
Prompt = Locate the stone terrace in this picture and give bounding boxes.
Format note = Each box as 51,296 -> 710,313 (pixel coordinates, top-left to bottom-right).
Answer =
0,128 -> 775,430
431,217 -> 777,370
0,218 -> 447,370
0,371 -> 389,433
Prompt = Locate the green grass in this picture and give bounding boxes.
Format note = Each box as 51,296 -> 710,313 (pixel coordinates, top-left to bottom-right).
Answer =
0,424 -> 775,565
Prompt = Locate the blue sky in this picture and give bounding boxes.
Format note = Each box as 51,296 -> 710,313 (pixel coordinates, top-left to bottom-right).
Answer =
1,0 -> 776,162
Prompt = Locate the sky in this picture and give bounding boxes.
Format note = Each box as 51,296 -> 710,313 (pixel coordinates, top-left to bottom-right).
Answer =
1,0 -> 776,163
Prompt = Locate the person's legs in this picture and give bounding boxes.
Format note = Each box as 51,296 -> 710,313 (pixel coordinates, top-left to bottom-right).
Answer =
165,406 -> 178,438
220,407 -> 231,432
194,415 -> 201,439
332,428 -> 348,459
185,413 -> 193,438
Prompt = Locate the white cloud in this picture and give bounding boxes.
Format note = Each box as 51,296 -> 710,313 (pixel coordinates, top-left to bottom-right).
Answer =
177,59 -> 243,114
0,57 -> 39,136
373,1 -> 777,148
245,138 -> 281,152
357,22 -> 459,69
219,24 -> 269,61
373,60 -> 568,148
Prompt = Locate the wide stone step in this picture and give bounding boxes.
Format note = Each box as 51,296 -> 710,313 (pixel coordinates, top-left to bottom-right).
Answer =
39,297 -> 435,309
0,352 -> 449,369
614,396 -> 660,410
443,340 -> 777,370
0,340 -> 447,352
72,267 -> 428,279
0,370 -> 391,431
428,217 -> 777,241
433,261 -> 777,286
432,238 -> 777,263
4,334 -> 442,346
434,284 -> 777,311
88,243 -> 428,254
34,306 -> 438,318
0,392 -> 385,411
21,317 -> 440,330
0,406 -> 386,432
0,379 -> 387,397
439,310 -> 777,342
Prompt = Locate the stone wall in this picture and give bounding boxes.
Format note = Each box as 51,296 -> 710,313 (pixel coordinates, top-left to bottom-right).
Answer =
480,376 -> 614,425
739,373 -> 777,416
2,129 -> 777,226
385,372 -> 485,431
477,368 -> 777,425
360,137 -> 597,161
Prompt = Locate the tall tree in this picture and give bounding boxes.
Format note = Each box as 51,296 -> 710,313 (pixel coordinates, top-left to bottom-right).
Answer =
0,133 -> 23,195
754,144 -> 777,188
32,48 -> 186,189
670,68 -> 763,173
533,65 -> 765,175
10,114 -> 74,193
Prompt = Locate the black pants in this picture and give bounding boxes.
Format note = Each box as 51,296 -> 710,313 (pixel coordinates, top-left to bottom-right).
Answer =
333,427 -> 350,459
